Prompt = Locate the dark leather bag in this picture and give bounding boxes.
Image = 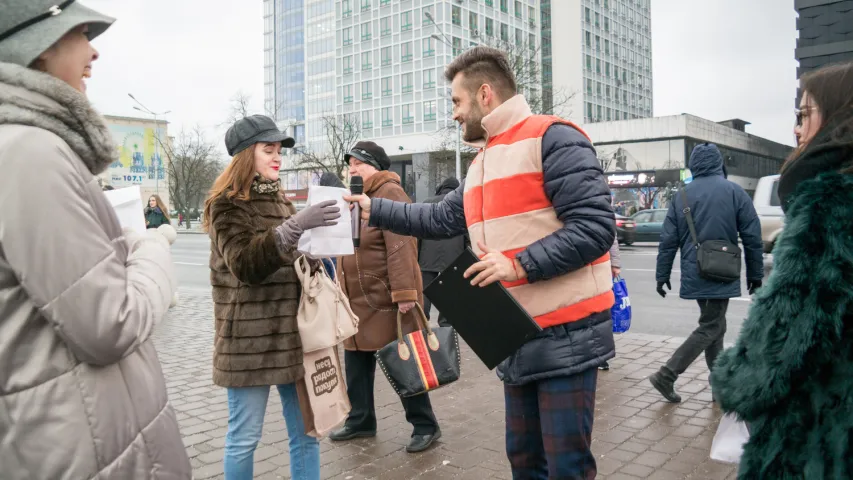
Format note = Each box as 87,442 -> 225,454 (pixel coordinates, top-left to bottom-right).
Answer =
375,304 -> 460,398
679,187 -> 742,283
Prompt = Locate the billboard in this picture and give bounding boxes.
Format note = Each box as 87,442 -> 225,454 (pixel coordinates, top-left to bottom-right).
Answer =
102,116 -> 170,209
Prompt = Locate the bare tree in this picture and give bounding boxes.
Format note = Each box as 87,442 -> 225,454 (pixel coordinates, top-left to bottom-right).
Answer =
477,36 -> 576,117
296,114 -> 362,181
633,158 -> 681,209
161,127 -> 224,229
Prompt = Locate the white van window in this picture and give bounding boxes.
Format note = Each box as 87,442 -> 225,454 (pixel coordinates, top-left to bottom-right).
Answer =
770,179 -> 781,207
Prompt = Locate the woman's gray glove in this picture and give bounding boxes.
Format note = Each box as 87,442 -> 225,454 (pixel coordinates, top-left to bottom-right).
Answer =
274,200 -> 341,254
293,199 -> 341,230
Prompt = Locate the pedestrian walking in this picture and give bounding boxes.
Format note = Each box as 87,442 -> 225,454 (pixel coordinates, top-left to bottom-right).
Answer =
600,236 -> 622,371
0,2 -> 190,478
203,114 -> 341,480
651,143 -> 763,403
330,141 -> 442,453
710,61 -> 853,479
346,46 -> 616,479
418,177 -> 467,327
145,193 -> 170,228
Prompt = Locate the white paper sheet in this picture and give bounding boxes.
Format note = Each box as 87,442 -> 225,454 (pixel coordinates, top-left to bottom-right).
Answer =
297,186 -> 354,257
103,186 -> 147,234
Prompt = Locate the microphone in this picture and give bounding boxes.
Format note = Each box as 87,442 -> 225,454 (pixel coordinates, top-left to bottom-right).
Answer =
350,176 -> 363,248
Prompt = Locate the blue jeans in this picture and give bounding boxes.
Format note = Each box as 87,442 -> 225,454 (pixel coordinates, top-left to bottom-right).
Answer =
224,384 -> 320,480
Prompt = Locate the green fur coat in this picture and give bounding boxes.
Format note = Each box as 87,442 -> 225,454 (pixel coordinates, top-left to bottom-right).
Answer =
710,171 -> 853,479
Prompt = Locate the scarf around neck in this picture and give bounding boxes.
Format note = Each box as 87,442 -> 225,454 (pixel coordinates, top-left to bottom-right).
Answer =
252,174 -> 281,195
0,62 -> 117,175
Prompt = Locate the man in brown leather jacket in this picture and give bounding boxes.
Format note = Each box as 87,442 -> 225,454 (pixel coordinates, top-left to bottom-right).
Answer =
332,141 -> 441,453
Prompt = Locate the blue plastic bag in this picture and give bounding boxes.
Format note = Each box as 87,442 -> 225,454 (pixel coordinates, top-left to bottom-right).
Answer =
611,276 -> 631,333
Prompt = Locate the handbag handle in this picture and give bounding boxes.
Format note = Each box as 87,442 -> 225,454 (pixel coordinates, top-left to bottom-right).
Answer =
395,303 -> 439,360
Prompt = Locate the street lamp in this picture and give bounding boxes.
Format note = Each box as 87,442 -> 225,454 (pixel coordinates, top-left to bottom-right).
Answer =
424,14 -> 462,181
128,93 -> 170,195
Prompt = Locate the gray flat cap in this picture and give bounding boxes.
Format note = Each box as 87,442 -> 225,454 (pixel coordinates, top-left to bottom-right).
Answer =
0,1 -> 114,67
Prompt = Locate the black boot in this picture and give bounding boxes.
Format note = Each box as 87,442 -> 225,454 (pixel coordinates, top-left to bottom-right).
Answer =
649,367 -> 682,403
406,429 -> 441,453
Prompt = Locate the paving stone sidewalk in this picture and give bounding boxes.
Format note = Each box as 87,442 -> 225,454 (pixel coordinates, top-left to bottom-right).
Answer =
155,291 -> 738,479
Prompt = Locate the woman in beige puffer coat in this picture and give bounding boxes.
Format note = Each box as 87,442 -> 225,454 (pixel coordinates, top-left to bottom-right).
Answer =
0,2 -> 190,479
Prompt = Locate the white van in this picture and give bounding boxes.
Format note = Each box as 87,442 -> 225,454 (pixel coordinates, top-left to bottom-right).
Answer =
753,175 -> 784,253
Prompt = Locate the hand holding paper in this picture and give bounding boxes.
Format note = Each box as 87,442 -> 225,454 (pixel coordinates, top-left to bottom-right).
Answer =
297,186 -> 355,257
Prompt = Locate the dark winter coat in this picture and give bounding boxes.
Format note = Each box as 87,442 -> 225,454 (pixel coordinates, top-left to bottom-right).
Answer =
418,177 -> 467,273
208,185 -> 304,387
656,144 -> 763,299
710,171 -> 853,479
369,121 -> 615,385
145,206 -> 169,229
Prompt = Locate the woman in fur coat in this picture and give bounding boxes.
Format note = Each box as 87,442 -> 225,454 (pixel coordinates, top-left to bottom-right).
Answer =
203,114 -> 340,480
710,61 -> 853,479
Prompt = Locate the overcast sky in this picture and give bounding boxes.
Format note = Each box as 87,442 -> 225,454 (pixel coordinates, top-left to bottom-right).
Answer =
82,0 -> 798,149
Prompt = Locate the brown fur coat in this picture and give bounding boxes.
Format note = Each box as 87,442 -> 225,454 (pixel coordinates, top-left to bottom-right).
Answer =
208,186 -> 303,387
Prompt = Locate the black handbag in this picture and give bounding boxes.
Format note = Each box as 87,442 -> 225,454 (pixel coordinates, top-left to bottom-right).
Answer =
375,303 -> 461,398
679,186 -> 742,283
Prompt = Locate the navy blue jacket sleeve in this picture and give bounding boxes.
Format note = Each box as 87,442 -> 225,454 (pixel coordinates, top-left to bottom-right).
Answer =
656,202 -> 679,282
369,180 -> 468,240
516,124 -> 615,283
736,188 -> 764,281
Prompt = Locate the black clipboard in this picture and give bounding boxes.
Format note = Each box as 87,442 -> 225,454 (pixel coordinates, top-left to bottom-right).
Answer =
424,248 -> 542,370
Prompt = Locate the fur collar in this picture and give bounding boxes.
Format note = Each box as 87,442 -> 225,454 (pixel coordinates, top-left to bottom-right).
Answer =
0,62 -> 117,175
364,170 -> 401,195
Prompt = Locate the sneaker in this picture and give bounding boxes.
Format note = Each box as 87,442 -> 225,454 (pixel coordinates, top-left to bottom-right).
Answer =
649,371 -> 682,403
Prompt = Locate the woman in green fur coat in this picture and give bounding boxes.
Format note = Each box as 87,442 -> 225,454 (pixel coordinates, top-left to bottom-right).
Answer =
710,62 -> 853,479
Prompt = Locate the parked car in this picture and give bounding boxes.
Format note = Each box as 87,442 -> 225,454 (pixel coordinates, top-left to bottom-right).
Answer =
615,214 -> 637,245
753,174 -> 784,253
630,209 -> 668,242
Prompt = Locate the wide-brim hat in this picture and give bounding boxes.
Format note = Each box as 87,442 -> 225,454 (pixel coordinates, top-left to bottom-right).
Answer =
0,1 -> 115,67
225,114 -> 296,157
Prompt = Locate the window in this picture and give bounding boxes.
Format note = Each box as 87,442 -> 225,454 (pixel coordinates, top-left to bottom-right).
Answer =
342,0 -> 352,17
586,78 -> 592,94
605,39 -> 610,55
362,80 -> 373,99
381,46 -> 392,66
595,35 -> 600,52
401,41 -> 413,62
423,36 -> 435,57
604,0 -> 609,8
586,102 -> 593,119
380,0 -> 390,6
528,6 -> 536,25
597,105 -> 602,120
452,36 -> 462,56
381,76 -> 392,96
514,0 -> 522,18
605,85 -> 610,99
452,5 -> 461,26
361,0 -> 370,12
422,5 -> 433,26
423,69 -> 435,89
485,0 -> 493,6
362,51 -> 371,70
606,108 -> 611,121
604,17 -> 610,32
362,110 -> 373,129
605,62 -> 610,77
401,10 -> 412,31
500,0 -> 509,13
596,58 -> 601,74
381,16 -> 391,36
529,33 -> 535,51
485,18 -> 494,36
596,82 -> 601,96
515,28 -> 522,46
595,12 -> 600,28
423,100 -> 437,121
469,12 -> 478,31
343,84 -> 353,103
402,104 -> 414,124
500,23 -> 508,41
585,31 -> 591,46
585,55 -> 591,71
585,7 -> 590,23
402,72 -> 413,93
343,55 -> 353,74
382,106 -> 393,127
361,22 -> 371,41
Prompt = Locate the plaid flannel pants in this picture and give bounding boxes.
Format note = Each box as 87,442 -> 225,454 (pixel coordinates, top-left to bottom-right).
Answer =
504,367 -> 598,480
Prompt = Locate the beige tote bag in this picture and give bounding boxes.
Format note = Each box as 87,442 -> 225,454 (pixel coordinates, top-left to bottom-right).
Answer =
294,255 -> 359,352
